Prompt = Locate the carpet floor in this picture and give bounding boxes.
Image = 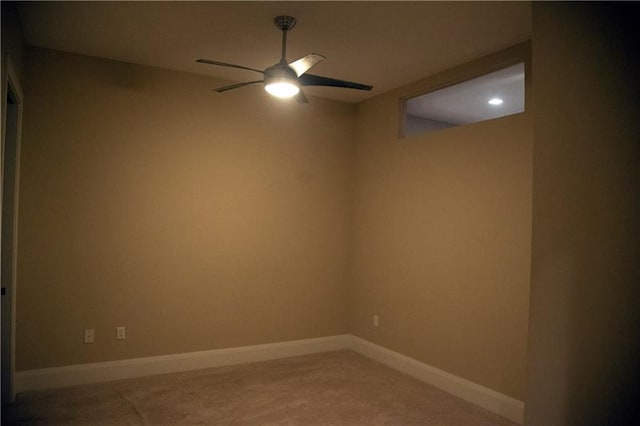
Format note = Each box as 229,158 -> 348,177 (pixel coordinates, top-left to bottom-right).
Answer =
3,350 -> 517,425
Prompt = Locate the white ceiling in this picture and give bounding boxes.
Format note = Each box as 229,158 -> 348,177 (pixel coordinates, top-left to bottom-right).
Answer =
15,1 -> 532,104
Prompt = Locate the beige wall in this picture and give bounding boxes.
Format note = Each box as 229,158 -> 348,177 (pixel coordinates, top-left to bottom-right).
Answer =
350,44 -> 532,400
526,3 -> 640,424
16,48 -> 354,370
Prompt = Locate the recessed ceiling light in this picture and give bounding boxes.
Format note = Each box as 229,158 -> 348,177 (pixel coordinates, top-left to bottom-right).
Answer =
488,97 -> 504,106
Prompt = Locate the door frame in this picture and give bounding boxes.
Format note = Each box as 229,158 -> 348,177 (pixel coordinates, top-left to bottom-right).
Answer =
1,53 -> 24,404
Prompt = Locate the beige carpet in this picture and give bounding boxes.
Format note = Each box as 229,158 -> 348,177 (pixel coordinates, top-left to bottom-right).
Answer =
3,350 -> 516,425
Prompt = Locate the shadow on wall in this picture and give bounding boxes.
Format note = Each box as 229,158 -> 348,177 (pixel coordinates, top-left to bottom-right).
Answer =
527,3 -> 640,425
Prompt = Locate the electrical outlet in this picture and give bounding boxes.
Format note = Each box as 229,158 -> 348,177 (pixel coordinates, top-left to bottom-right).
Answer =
84,329 -> 95,344
116,326 -> 126,340
373,314 -> 380,327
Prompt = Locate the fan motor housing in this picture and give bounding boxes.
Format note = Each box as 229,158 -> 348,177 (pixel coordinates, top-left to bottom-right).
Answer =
264,64 -> 299,86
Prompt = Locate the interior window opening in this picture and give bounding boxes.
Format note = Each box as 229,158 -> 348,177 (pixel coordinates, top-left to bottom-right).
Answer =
403,62 -> 525,137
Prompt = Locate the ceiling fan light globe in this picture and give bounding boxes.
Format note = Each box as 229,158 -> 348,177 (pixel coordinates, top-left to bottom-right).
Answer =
264,64 -> 300,99
265,81 -> 300,98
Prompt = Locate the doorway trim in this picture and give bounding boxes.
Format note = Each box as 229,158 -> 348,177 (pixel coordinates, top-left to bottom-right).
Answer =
1,53 -> 24,404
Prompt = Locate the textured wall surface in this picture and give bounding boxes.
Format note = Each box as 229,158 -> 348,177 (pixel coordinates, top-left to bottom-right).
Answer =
16,48 -> 354,370
350,44 -> 532,400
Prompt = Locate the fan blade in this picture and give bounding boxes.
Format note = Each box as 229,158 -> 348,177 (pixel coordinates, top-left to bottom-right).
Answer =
295,90 -> 309,104
299,74 -> 372,91
214,80 -> 263,93
288,53 -> 325,77
197,59 -> 264,74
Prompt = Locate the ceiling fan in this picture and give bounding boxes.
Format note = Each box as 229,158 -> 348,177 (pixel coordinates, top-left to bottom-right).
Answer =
196,15 -> 373,103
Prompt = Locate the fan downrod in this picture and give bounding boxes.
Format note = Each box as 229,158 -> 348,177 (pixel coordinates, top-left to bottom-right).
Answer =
274,15 -> 297,31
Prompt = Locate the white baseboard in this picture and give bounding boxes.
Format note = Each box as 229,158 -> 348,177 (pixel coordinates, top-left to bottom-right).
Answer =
15,334 -> 523,424
15,334 -> 351,394
348,336 -> 524,424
